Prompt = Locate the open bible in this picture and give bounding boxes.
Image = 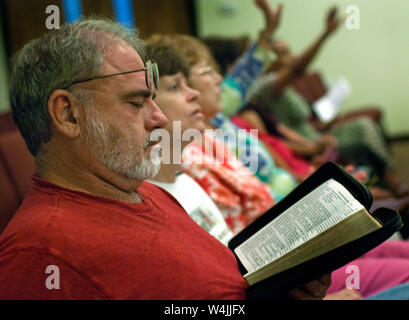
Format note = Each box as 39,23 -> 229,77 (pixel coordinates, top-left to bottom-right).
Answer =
228,162 -> 402,299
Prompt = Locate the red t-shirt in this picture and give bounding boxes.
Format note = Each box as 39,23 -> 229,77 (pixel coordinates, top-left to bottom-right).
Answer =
0,177 -> 247,299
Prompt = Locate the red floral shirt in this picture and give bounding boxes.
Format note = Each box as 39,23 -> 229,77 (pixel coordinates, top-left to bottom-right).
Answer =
182,132 -> 275,234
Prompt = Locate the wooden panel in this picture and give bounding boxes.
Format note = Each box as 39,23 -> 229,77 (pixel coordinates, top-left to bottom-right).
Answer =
132,0 -> 195,38
81,0 -> 196,37
2,0 -> 64,55
82,0 -> 114,19
1,0 -> 196,58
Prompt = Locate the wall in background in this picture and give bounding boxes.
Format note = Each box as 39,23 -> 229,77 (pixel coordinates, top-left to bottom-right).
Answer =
2,0 -> 194,56
195,0 -> 409,137
0,17 -> 10,113
0,0 -> 196,115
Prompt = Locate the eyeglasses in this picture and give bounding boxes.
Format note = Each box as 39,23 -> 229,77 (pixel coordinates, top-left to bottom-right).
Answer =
66,60 -> 159,90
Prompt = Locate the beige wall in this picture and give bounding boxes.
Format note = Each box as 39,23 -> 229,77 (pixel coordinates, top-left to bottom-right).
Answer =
195,0 -> 409,137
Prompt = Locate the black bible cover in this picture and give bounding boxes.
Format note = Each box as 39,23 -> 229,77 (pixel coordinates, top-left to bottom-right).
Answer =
228,162 -> 403,299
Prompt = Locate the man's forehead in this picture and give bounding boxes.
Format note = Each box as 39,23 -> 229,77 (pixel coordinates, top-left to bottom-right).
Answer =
101,41 -> 144,74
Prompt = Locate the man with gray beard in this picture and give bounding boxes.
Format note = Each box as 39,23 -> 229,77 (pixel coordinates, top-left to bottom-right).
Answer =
83,106 -> 162,182
0,18 -> 251,299
0,18 -> 330,300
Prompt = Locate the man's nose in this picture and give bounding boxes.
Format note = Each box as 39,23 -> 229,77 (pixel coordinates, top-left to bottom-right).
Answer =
145,100 -> 168,130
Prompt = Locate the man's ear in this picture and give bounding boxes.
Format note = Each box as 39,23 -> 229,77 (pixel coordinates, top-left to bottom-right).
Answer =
47,89 -> 81,138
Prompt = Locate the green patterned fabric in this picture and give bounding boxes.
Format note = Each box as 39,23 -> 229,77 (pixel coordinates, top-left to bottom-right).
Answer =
251,74 -> 392,176
211,113 -> 297,201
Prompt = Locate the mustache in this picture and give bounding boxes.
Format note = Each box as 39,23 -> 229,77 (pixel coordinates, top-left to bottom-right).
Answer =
144,133 -> 162,150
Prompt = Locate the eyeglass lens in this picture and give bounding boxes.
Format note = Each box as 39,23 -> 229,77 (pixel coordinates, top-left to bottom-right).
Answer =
146,61 -> 159,90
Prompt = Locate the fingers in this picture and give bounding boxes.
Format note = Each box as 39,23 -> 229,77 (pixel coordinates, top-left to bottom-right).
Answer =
289,286 -> 323,300
289,288 -> 314,300
326,6 -> 341,31
328,6 -> 338,19
277,4 -> 283,17
255,0 -> 283,22
319,273 -> 332,288
254,0 -> 270,12
323,288 -> 363,300
303,280 -> 327,299
290,274 -> 332,300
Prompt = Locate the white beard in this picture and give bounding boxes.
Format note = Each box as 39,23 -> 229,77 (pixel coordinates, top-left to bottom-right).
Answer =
83,107 -> 161,180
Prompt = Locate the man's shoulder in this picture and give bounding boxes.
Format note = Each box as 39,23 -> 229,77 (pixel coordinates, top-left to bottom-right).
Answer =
0,188 -> 67,249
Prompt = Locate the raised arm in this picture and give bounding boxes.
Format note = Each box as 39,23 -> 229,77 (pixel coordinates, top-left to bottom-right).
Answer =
255,0 -> 283,50
277,123 -> 338,167
272,7 -> 341,95
276,123 -> 326,156
221,1 -> 283,116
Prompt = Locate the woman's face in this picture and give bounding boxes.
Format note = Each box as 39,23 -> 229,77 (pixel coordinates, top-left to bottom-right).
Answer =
189,61 -> 224,120
155,72 -> 205,145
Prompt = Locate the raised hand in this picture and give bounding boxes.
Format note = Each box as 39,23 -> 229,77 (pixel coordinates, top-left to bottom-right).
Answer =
255,0 -> 283,35
325,6 -> 341,36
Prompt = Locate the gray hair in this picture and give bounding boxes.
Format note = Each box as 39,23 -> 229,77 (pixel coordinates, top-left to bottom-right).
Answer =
10,17 -> 145,156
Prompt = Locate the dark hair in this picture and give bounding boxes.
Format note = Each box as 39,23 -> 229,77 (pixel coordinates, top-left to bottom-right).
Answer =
144,44 -> 190,78
201,36 -> 250,75
144,34 -> 218,71
10,17 -> 144,156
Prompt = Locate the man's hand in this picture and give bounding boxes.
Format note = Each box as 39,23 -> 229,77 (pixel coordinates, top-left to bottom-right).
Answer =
324,288 -> 363,300
289,273 -> 332,300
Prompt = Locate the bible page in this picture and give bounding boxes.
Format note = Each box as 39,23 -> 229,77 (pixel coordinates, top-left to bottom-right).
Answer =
234,179 -> 364,273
